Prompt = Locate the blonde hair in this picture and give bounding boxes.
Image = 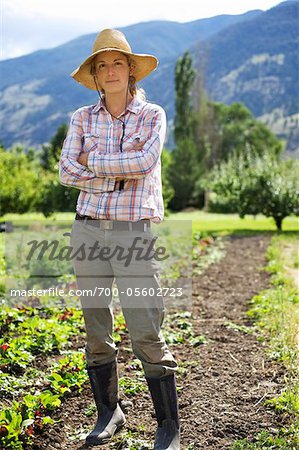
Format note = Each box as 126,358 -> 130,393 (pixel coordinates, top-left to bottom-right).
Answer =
127,56 -> 146,100
128,75 -> 146,101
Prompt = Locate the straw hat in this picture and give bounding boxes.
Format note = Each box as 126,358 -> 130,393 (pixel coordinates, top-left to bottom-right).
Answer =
71,28 -> 158,90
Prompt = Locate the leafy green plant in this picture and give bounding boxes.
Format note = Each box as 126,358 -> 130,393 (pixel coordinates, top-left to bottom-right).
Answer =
192,233 -> 226,275
0,308 -> 84,372
0,368 -> 44,397
47,352 -> 88,395
0,352 -> 87,448
266,384 -> 299,416
0,391 -> 58,448
113,313 -> 128,343
118,376 -> 147,397
164,311 -> 208,347
224,321 -> 257,334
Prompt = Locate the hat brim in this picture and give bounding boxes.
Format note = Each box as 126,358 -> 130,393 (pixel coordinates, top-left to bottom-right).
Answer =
71,48 -> 158,90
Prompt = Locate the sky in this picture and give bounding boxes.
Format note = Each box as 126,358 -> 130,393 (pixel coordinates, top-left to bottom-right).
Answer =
1,0 -> 285,61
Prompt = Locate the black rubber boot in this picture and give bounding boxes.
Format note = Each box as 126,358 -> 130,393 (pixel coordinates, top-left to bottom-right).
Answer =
86,361 -> 126,445
146,374 -> 180,450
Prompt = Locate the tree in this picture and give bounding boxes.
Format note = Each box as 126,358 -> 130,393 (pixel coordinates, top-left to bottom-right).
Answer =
161,149 -> 174,214
168,138 -> 199,211
168,52 -> 199,210
40,123 -> 68,171
193,101 -> 283,171
37,123 -> 78,215
174,51 -> 196,144
204,153 -> 299,230
0,146 -> 44,216
36,172 -> 78,217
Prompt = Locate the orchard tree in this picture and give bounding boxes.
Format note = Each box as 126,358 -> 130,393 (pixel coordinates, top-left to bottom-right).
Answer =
205,153 -> 299,230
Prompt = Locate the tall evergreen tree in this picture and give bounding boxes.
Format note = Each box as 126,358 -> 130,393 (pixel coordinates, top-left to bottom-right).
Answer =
174,51 -> 196,144
169,52 -> 199,210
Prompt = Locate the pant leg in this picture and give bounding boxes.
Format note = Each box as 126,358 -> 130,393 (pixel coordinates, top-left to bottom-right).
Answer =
118,276 -> 177,377
110,229 -> 178,377
70,220 -> 117,366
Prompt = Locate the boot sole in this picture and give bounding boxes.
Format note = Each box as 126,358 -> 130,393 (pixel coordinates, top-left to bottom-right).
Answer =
85,420 -> 126,446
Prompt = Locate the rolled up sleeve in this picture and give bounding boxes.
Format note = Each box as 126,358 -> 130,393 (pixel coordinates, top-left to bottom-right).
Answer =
87,107 -> 166,179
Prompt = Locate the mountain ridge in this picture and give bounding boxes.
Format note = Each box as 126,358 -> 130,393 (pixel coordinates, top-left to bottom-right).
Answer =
0,2 -> 298,154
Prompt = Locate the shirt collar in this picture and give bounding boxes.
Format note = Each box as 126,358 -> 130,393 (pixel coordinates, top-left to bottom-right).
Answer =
92,95 -> 142,115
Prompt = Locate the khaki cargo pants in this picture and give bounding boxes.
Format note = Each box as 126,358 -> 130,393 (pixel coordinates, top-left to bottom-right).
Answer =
70,219 -> 177,377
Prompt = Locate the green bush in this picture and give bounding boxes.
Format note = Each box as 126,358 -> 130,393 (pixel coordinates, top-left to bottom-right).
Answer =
0,147 -> 44,217
36,170 -> 78,217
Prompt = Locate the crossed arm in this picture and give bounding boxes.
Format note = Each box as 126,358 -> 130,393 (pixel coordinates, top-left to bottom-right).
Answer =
59,106 -> 166,192
77,138 -> 145,166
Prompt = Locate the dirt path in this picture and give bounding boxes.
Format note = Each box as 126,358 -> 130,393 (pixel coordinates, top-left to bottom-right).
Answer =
30,234 -> 286,450
181,235 -> 284,449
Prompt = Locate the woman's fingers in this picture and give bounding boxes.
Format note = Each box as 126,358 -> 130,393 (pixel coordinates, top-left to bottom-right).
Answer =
134,139 -> 146,149
126,139 -> 146,152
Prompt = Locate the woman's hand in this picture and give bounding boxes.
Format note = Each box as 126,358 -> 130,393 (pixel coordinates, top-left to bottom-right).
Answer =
78,152 -> 89,166
126,139 -> 146,153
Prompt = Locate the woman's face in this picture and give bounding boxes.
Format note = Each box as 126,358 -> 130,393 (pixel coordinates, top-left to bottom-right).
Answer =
94,50 -> 134,95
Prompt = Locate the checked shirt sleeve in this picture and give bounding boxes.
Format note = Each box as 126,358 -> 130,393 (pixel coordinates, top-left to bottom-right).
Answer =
59,110 -> 115,193
87,107 -> 166,179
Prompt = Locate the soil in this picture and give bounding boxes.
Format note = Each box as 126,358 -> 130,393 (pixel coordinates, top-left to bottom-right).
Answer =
27,234 -> 287,450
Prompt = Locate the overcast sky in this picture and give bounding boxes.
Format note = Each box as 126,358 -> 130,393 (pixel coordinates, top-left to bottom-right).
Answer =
2,0 -> 284,61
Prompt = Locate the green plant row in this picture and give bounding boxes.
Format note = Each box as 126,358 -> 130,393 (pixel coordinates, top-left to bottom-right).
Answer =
0,307 -> 84,373
0,310 -> 128,397
0,351 -> 88,449
192,232 -> 226,275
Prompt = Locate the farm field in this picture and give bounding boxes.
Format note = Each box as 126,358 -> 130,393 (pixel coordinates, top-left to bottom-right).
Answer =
0,212 -> 298,449
1,211 -> 298,232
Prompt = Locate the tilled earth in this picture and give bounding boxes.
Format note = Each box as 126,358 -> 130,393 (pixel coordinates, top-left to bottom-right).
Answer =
28,235 -> 286,450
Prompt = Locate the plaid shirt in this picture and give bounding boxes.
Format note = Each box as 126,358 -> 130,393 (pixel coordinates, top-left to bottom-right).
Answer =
59,95 -> 166,223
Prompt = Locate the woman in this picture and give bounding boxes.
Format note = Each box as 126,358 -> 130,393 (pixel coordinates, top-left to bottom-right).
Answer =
59,28 -> 180,449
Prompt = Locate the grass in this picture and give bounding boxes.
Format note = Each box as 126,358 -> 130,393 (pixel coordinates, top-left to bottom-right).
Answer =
169,210 -> 298,233
230,233 -> 299,449
231,429 -> 299,450
1,210 -> 298,233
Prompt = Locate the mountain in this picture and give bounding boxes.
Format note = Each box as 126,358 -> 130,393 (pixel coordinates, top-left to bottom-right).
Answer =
0,1 -> 298,154
201,0 -> 299,154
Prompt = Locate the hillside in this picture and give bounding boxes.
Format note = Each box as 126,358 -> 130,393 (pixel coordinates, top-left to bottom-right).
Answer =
0,1 -> 298,154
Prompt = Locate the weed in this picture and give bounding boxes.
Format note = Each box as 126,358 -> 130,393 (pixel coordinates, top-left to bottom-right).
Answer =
224,321 -> 257,334
119,376 -> 147,397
